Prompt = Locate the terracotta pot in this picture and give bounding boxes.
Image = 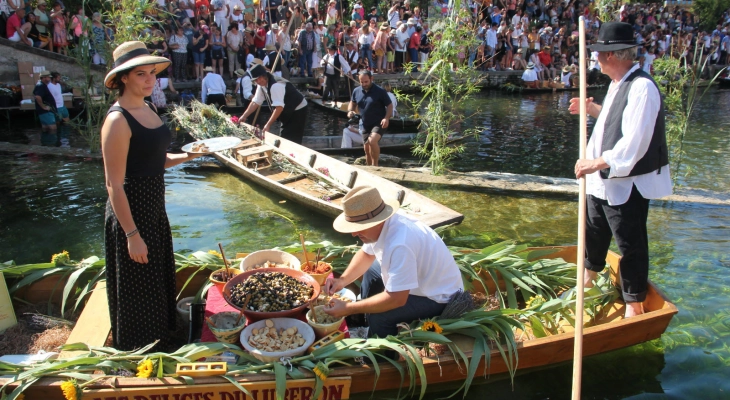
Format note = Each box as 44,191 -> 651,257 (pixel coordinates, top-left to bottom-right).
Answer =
299,261 -> 332,286
209,268 -> 243,293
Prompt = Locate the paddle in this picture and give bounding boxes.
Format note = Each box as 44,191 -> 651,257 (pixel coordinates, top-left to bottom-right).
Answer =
321,56 -> 359,85
571,15 -> 589,400
218,242 -> 230,281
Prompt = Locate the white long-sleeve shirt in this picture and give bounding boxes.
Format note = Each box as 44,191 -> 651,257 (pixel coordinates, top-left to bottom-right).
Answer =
485,28 -> 498,48
201,72 -> 227,104
586,64 -> 672,205
320,53 -> 351,75
236,75 -> 253,100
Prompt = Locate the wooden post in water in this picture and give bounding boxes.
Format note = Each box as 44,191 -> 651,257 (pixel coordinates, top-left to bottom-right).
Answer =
572,15 -> 589,400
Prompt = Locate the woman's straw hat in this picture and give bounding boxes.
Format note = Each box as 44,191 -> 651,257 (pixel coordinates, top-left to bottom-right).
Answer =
104,41 -> 171,89
332,186 -> 400,233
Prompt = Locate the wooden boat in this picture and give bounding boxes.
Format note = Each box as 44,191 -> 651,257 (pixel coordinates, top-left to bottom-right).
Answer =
302,133 -> 418,153
501,84 -> 605,93
200,123 -> 464,229
309,99 -> 421,132
2,246 -> 677,399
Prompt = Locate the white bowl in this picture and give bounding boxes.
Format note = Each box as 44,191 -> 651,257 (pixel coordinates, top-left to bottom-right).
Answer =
239,250 -> 301,271
240,318 -> 315,362
306,306 -> 344,339
176,296 -> 195,321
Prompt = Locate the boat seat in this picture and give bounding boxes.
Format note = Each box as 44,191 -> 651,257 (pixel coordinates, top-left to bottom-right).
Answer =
59,281 -> 111,359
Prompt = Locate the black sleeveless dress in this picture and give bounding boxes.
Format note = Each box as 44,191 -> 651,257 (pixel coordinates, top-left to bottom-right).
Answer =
104,103 -> 176,351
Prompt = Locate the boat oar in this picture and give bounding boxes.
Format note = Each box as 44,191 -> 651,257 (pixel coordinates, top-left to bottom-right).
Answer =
571,15 -> 589,400
236,293 -> 251,325
321,56 -> 359,85
218,242 -> 230,281
300,233 -> 310,267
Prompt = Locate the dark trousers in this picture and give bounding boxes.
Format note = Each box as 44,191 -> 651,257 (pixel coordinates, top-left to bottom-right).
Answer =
394,51 -> 405,70
205,93 -> 226,108
299,51 -> 314,77
408,48 -> 419,71
585,185 -> 650,303
322,74 -> 340,101
279,105 -> 308,144
361,260 -> 447,338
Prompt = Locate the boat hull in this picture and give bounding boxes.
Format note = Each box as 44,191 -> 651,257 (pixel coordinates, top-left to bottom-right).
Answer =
309,99 -> 421,132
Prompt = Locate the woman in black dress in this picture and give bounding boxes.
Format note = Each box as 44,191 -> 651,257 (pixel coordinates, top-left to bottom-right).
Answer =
102,41 -> 207,351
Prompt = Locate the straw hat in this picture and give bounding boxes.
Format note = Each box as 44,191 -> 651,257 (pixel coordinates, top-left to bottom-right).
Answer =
562,65 -> 573,73
526,62 -> 535,69
407,18 -> 416,25
234,68 -> 247,76
264,43 -> 276,51
233,4 -> 241,10
332,186 -> 400,233
37,0 -> 47,5
204,66 -> 214,72
39,70 -> 51,77
104,41 -> 171,89
271,23 -> 279,30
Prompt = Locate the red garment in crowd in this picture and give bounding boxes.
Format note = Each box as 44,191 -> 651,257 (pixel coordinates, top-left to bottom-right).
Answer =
254,27 -> 266,48
196,0 -> 211,9
408,32 -> 420,49
537,51 -> 552,67
6,13 -> 21,38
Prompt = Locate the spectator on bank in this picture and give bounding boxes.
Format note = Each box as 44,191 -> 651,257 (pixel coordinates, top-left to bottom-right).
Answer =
226,23 -> 244,79
297,22 -> 316,77
25,13 -> 50,48
521,62 -> 538,88
537,46 -> 556,79
209,24 -> 226,75
169,25 -> 189,82
33,0 -> 53,51
69,6 -> 87,45
90,12 -> 109,64
191,21 -> 209,81
7,8 -> 33,46
51,2 -> 67,55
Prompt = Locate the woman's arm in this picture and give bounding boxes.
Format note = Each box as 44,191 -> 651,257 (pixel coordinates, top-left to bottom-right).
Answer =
102,113 -> 149,264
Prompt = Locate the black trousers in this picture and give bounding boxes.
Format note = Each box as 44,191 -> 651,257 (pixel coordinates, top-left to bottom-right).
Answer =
322,73 -> 340,102
279,105 -> 308,144
394,51 -> 405,70
205,93 -> 226,108
585,185 -> 650,303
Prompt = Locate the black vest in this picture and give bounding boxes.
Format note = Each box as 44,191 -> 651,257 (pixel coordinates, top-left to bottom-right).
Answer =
599,68 -> 668,179
325,53 -> 341,77
266,75 -> 305,123
346,50 -> 357,65
266,51 -> 282,72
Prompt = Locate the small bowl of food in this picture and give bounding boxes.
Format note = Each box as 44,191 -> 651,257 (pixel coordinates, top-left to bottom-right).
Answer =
207,311 -> 246,343
300,260 -> 332,286
240,318 -> 315,362
209,268 -> 243,293
240,250 -> 301,271
306,305 -> 344,339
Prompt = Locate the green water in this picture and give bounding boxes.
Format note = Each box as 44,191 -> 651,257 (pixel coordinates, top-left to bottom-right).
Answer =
1,89 -> 729,398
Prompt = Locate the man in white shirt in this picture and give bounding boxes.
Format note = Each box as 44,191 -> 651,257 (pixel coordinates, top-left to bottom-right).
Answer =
521,62 -> 538,87
201,66 -> 227,107
320,43 -> 351,103
234,68 -> 253,105
569,22 -> 671,318
394,21 -> 409,72
485,23 -> 498,57
387,3 -> 400,29
48,72 -> 71,146
238,64 -> 308,143
323,186 -> 463,339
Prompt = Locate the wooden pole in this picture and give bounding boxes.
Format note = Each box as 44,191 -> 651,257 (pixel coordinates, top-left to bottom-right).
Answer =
571,15 -> 588,400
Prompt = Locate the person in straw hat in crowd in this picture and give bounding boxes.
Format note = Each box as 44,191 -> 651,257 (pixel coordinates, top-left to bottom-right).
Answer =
101,41 -> 208,351
320,43 -> 351,103
344,40 -> 360,74
200,65 -> 227,107
262,40 -> 283,77
560,64 -> 576,88
234,66 -> 254,106
568,22 -> 671,318
323,186 -> 463,339
521,61 -> 538,88
237,63 -> 308,143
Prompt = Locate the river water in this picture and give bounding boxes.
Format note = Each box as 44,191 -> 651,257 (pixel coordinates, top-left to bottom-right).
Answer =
0,88 -> 728,399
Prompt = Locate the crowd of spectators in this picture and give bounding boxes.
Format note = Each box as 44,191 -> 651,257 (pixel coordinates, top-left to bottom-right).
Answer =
2,0 -> 729,87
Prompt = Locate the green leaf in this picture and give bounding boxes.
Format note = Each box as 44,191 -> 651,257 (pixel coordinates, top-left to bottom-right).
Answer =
61,264 -> 90,317
273,362 -> 287,400
9,267 -> 67,293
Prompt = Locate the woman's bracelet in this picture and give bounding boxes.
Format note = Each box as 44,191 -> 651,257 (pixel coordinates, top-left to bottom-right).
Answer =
125,228 -> 139,238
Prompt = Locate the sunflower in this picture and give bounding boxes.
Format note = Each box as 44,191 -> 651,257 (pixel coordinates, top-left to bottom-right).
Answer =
136,359 -> 155,378
51,250 -> 71,266
207,250 -> 223,259
526,294 -> 546,309
421,320 -> 443,334
60,379 -> 79,400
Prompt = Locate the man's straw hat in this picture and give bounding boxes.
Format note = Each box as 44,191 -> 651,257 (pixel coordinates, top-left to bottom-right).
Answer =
333,186 -> 400,233
104,41 -> 171,89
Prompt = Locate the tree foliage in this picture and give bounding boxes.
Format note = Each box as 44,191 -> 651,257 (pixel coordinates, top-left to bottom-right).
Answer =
693,0 -> 730,31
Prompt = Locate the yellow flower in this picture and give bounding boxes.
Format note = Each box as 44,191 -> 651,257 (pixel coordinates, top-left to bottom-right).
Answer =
421,320 -> 443,334
312,362 -> 329,380
60,380 -> 78,400
526,294 -> 546,309
17,394 -> 25,400
207,250 -> 223,258
51,250 -> 71,266
136,359 -> 154,378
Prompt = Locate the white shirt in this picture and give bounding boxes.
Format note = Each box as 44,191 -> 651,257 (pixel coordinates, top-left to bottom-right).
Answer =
237,75 -> 253,100
252,80 -> 307,110
47,81 -> 64,108
561,71 -> 572,87
201,72 -> 227,103
642,53 -> 655,74
305,0 -> 317,11
486,28 -> 498,48
362,212 -> 463,303
358,31 -> 374,46
395,28 -> 409,51
586,64 -> 672,205
387,10 -> 400,28
521,68 -> 538,82
320,53 -> 351,75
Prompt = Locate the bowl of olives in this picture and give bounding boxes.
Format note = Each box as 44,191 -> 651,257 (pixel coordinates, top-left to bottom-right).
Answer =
223,268 -> 320,321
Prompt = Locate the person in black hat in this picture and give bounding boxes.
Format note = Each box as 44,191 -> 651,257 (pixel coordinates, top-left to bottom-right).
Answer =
320,43 -> 351,103
568,22 -> 671,318
237,64 -> 308,143
347,69 -> 393,166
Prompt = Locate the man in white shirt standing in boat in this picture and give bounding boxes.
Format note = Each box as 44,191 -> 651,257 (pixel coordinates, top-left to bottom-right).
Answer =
323,186 -> 463,339
320,43 -> 351,104
569,22 -> 671,318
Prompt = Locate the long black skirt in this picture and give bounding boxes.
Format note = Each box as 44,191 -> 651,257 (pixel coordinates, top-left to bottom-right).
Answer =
105,174 -> 176,351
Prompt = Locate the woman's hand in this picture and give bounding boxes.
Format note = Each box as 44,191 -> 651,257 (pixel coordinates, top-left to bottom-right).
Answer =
127,234 -> 149,264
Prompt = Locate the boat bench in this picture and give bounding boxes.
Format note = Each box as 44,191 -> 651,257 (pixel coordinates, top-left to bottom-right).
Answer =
59,281 -> 111,359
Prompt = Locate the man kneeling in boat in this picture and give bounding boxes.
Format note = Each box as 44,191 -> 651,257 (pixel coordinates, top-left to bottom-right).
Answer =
323,186 -> 463,338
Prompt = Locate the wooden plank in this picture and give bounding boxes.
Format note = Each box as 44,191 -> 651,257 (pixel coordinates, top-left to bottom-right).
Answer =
59,281 -> 110,358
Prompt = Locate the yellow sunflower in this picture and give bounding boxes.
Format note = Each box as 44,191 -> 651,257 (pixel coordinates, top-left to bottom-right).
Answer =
421,320 -> 443,334
136,359 -> 155,378
207,250 -> 223,258
60,379 -> 78,400
526,294 -> 546,309
51,250 -> 71,266
312,362 -> 329,380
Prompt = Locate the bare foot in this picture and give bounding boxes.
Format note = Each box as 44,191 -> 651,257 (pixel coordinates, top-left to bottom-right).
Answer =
583,269 -> 597,288
624,302 -> 644,318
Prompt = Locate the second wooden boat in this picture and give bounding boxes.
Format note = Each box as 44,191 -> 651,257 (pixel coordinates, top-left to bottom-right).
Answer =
301,132 -> 418,153
309,99 -> 421,132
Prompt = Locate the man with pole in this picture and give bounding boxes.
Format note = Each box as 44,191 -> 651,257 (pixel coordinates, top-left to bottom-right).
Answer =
320,43 -> 351,103
568,21 -> 671,320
